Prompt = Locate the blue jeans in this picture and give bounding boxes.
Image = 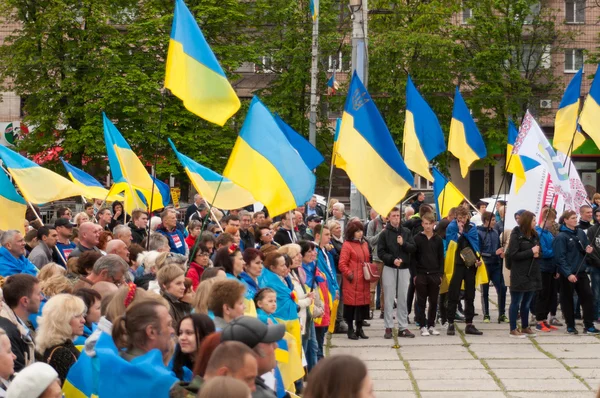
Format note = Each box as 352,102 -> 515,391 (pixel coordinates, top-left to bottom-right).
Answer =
302,317 -> 318,372
588,267 -> 600,320
481,262 -> 506,316
509,290 -> 535,331
314,326 -> 327,361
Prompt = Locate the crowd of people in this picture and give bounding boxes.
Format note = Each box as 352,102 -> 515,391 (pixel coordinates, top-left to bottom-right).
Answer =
2,190 -> 600,397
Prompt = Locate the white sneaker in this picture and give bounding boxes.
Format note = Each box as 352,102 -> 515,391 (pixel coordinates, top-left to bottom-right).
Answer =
428,327 -> 440,335
420,326 -> 430,336
441,322 -> 449,329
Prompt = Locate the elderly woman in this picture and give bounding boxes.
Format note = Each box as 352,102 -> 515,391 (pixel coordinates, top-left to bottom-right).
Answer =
338,220 -> 371,340
35,294 -> 86,383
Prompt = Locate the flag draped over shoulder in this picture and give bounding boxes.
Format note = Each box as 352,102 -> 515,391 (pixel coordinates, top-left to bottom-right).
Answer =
554,69 -> 585,155
0,145 -> 86,204
402,76 -> 446,181
334,71 -> 413,215
168,138 -> 255,210
579,64 -> 600,149
432,167 -> 465,219
165,0 -> 240,126
0,169 -> 27,233
223,97 -> 316,216
61,158 -> 122,202
449,88 -> 487,178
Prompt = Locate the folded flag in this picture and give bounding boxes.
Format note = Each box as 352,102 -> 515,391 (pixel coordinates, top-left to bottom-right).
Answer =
0,169 -> 27,233
554,69 -> 585,155
449,88 -> 487,178
165,0 -> 240,126
579,64 -> 600,150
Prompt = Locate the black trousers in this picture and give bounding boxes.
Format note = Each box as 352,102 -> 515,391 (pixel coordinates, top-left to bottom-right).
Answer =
447,264 -> 476,324
415,274 -> 441,328
560,273 -> 594,329
438,293 -> 448,323
343,304 -> 369,331
536,272 -> 558,321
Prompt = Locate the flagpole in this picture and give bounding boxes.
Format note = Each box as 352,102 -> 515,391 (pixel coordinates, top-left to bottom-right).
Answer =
308,0 -> 319,147
189,177 -> 224,261
202,198 -> 225,233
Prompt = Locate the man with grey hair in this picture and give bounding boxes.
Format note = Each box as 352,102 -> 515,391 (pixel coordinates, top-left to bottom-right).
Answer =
184,193 -> 204,226
106,239 -> 130,263
404,206 -> 415,222
113,225 -> 133,248
69,222 -> 101,259
145,233 -> 170,252
330,202 -> 348,237
239,210 -> 255,250
0,230 -> 38,277
74,254 -> 128,290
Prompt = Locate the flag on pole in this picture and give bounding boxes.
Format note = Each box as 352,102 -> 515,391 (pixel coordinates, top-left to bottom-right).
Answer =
168,138 -> 255,210
449,88 -> 487,178
403,76 -> 446,181
0,169 -> 27,233
579,64 -> 600,149
165,0 -> 241,126
223,97 -> 316,216
327,72 -> 339,95
0,145 -> 86,204
334,71 -> 413,215
61,158 -> 122,202
309,0 -> 318,21
273,114 -> 324,170
506,120 -> 539,193
432,167 -> 465,219
554,69 -> 585,155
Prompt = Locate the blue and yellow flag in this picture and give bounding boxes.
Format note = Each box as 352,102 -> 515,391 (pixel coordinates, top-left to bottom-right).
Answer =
432,167 -> 465,219
554,69 -> 585,155
0,169 -> 27,233
0,145 -> 86,204
103,113 -> 164,212
449,88 -> 487,178
580,64 -> 600,150
61,158 -> 122,202
309,0 -> 318,21
165,0 -> 240,126
223,97 -> 316,216
506,121 -> 539,193
403,76 -> 446,181
169,138 -> 255,210
334,71 -> 413,215
273,114 -> 324,170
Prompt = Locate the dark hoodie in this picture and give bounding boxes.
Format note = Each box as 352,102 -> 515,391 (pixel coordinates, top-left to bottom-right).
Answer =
377,222 -> 416,270
128,221 -> 148,245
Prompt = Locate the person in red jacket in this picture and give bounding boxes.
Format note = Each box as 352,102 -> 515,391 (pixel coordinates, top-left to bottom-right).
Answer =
187,243 -> 210,291
338,220 -> 371,340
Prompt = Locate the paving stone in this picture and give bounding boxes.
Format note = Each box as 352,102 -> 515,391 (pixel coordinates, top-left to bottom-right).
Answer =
399,345 -> 473,360
463,335 -> 533,344
508,393 -> 593,398
502,378 -> 589,391
572,368 -> 600,379
484,359 -> 564,369
420,393 -> 506,398
364,360 -> 405,370
372,379 -> 415,391
417,378 -> 500,391
493,367 -> 572,379
564,359 -> 600,368
411,369 -> 491,380
539,343 -> 600,359
332,346 -> 399,360
407,359 -> 484,370
468,343 -> 547,359
374,392 -> 417,398
534,335 -> 600,344
369,369 -> 410,380
333,337 -> 397,347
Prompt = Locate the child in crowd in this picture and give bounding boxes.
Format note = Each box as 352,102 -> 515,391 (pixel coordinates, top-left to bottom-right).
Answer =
255,287 -> 279,325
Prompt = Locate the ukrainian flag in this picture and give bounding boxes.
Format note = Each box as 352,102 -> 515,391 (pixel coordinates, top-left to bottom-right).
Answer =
432,167 -> 465,219
309,0 -> 318,21
554,69 -> 585,155
223,97 -> 316,216
0,169 -> 27,233
0,145 -> 86,204
506,121 -> 539,193
273,114 -> 324,170
103,113 -> 164,212
334,71 -> 414,215
275,335 -> 304,393
61,158 -> 122,202
165,0 -> 240,126
133,177 -> 171,210
168,138 -> 255,210
403,76 -> 446,181
579,64 -> 600,150
449,88 -> 487,178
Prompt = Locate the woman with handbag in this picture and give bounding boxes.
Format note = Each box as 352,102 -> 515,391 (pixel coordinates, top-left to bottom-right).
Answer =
338,220 -> 375,340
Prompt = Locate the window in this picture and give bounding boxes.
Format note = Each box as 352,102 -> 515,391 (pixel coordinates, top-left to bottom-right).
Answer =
327,52 -> 350,72
461,4 -> 473,24
565,0 -> 585,24
564,49 -> 584,72
412,175 -> 433,190
518,44 -> 551,72
255,56 -> 275,73
524,2 -> 541,24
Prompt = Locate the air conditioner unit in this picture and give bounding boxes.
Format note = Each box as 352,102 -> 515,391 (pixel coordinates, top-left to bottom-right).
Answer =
540,99 -> 552,109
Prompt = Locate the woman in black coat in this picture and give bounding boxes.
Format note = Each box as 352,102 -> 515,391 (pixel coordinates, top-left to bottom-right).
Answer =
506,210 -> 542,339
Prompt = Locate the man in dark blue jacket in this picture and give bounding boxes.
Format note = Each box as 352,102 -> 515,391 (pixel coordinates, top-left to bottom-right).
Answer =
478,212 -> 507,324
553,210 -> 599,335
156,209 -> 187,255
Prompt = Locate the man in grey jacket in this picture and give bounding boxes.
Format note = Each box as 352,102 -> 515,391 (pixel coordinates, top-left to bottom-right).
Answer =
366,212 -> 386,319
28,226 -> 58,269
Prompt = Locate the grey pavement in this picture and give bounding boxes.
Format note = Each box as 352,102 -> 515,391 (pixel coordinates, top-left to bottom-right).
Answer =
326,288 -> 600,397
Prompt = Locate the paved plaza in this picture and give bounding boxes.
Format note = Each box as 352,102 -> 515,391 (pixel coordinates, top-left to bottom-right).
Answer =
327,289 -> 600,397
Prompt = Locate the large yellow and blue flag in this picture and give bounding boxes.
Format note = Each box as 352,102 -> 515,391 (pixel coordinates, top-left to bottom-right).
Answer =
449,88 -> 487,178
165,0 -> 240,126
60,158 -> 122,202
403,76 -> 446,181
273,114 -> 324,170
506,120 -> 539,193
554,69 -> 585,155
334,71 -> 414,215
223,97 -> 316,216
579,64 -> 600,150
103,113 -> 164,213
168,138 -> 255,209
0,169 -> 27,233
432,167 -> 465,219
0,145 -> 86,204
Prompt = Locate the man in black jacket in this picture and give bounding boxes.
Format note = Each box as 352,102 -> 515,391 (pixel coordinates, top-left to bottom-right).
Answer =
184,194 -> 204,226
378,206 -> 416,339
239,210 -> 256,250
128,209 -> 149,245
273,212 -> 297,246
587,208 -> 600,323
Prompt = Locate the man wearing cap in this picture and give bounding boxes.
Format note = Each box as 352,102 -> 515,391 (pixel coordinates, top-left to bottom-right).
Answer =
221,316 -> 286,398
55,218 -> 76,267
303,215 -> 322,241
